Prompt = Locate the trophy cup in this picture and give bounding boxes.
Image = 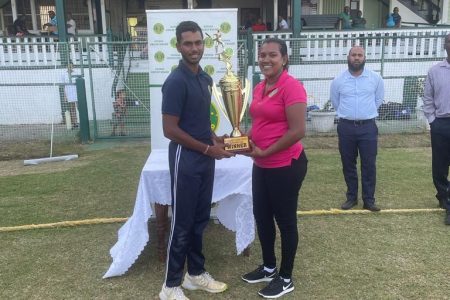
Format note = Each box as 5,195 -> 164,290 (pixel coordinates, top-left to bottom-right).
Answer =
210,30 -> 251,152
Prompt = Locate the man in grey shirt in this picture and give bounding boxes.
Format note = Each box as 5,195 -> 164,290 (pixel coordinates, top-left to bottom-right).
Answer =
422,33 -> 450,225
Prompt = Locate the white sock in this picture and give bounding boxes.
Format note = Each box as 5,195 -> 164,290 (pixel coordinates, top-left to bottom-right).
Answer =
263,266 -> 275,273
280,276 -> 291,283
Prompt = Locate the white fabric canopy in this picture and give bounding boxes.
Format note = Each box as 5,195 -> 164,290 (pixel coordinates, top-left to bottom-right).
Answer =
103,149 -> 255,278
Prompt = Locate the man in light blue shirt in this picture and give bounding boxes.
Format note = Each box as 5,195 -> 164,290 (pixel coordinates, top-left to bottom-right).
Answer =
330,46 -> 384,212
43,10 -> 58,35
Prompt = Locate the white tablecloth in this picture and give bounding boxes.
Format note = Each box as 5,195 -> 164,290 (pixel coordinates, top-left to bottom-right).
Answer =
103,149 -> 255,278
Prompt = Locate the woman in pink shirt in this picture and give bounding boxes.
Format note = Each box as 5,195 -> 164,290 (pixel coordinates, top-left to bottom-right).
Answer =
241,38 -> 308,298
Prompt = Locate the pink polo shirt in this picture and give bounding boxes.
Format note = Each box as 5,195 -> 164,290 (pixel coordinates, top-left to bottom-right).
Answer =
249,70 -> 307,168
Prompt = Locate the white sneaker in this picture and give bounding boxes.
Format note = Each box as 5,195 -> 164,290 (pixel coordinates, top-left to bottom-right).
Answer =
159,284 -> 189,300
182,272 -> 227,293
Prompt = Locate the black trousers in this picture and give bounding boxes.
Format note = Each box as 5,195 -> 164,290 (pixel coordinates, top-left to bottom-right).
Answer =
165,141 -> 215,287
337,119 -> 378,205
252,152 -> 307,279
430,118 -> 450,210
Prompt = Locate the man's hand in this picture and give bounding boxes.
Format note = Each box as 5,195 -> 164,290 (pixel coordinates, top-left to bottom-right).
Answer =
212,134 -> 229,145
206,140 -> 234,160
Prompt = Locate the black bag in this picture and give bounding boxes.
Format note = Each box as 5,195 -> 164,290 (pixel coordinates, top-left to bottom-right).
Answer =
378,102 -> 412,120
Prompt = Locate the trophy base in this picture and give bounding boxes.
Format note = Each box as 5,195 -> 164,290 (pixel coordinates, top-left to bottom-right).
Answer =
224,136 -> 250,152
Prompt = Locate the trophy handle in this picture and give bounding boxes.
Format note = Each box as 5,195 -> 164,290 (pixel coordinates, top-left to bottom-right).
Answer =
211,82 -> 230,123
239,78 -> 251,122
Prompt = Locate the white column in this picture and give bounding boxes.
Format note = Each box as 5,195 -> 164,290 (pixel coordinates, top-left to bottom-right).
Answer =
188,0 -> 194,9
11,0 -> 18,21
101,0 -> 107,34
442,0 -> 449,24
274,0 -> 278,31
88,0 -> 94,33
30,0 -> 37,31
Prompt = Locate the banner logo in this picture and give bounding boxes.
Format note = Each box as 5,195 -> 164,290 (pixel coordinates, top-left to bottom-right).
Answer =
220,22 -> 231,34
153,23 -> 164,34
154,51 -> 165,62
204,65 -> 215,76
210,103 -> 220,132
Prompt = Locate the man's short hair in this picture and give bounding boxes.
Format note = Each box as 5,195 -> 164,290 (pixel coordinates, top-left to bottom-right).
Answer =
176,21 -> 203,42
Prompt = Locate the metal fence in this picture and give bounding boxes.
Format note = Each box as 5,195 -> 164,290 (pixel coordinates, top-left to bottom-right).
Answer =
1,33 -> 443,150
0,42 -> 81,151
85,40 -> 151,139
251,34 -> 446,135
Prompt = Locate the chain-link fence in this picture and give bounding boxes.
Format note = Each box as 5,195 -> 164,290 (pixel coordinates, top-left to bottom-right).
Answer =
1,32 -> 444,150
252,33 -> 445,135
0,42 -> 81,151
85,40 -> 151,139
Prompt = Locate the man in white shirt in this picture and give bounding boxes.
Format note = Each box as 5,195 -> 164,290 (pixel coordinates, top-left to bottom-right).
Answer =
278,16 -> 288,30
62,64 -> 78,129
66,13 -> 76,35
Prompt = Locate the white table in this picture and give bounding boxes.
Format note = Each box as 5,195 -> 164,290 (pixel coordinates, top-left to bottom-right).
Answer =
103,149 -> 255,278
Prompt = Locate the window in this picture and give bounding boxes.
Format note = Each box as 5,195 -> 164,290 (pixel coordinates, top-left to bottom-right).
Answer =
302,0 -> 318,15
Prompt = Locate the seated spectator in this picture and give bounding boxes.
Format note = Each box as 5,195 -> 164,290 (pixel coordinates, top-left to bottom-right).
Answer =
252,18 -> 267,31
43,10 -> 58,35
338,6 -> 352,30
13,16 -> 30,37
386,7 -> 401,28
244,14 -> 255,29
352,10 -> 366,29
66,13 -> 77,35
278,15 -> 289,30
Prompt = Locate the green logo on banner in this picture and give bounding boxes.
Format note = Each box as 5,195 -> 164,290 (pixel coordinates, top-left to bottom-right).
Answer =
220,22 -> 231,33
153,23 -> 164,34
154,51 -> 165,62
210,103 -> 219,132
224,48 -> 233,57
204,36 -> 214,48
204,65 -> 215,76
170,37 -> 177,48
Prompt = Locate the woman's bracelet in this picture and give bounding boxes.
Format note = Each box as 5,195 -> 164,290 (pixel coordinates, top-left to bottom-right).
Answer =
203,145 -> 210,155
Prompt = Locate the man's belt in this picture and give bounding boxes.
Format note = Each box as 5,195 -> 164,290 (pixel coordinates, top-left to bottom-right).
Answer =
339,118 -> 375,125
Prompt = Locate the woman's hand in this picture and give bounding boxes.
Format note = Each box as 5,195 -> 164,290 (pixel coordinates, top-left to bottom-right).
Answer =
242,140 -> 265,158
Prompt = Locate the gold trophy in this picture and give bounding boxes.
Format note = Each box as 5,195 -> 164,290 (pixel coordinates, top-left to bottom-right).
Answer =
210,30 -> 251,152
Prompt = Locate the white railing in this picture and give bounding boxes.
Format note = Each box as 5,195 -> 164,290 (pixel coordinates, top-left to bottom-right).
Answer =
0,35 -> 109,67
253,27 -> 449,62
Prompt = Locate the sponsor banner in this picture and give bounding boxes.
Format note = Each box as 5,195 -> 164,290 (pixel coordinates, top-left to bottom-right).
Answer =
147,9 -> 237,149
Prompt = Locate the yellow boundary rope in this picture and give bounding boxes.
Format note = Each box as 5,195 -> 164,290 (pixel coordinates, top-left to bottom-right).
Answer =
297,208 -> 443,216
0,208 -> 444,233
0,218 -> 127,233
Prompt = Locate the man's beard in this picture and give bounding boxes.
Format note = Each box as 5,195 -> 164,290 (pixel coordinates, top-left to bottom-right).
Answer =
348,60 -> 365,72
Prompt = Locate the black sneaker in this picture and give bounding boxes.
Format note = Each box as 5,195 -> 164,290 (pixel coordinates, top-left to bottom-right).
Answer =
242,265 -> 277,283
258,275 -> 294,298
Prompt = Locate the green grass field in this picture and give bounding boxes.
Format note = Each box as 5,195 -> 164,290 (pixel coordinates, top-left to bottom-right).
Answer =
1,134 -> 449,299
